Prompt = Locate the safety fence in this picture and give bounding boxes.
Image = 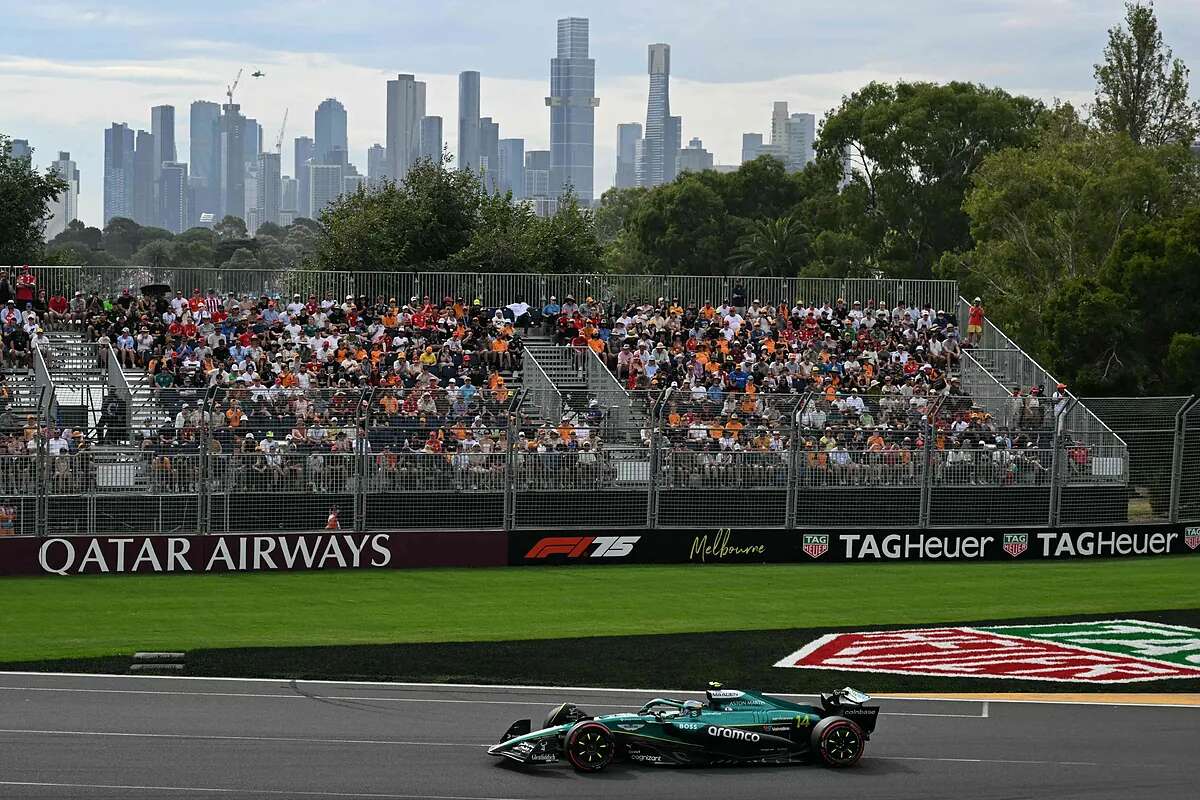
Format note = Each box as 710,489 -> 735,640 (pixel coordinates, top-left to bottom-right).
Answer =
18,266 -> 960,317
4,384 -> 1194,537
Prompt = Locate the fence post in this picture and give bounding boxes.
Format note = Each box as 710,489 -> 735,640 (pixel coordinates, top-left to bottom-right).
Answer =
1169,396 -> 1196,524
503,416 -> 516,531
918,428 -> 932,529
36,413 -> 48,538
1048,399 -> 1069,527
645,418 -> 660,530
197,388 -> 211,535
786,408 -> 801,530
355,389 -> 374,534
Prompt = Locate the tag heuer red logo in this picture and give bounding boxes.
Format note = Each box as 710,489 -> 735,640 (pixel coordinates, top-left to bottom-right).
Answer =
803,534 -> 829,559
1185,528 -> 1200,550
1003,533 -> 1028,557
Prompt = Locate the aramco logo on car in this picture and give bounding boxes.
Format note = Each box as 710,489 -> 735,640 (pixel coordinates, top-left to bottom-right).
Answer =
774,620 -> 1200,683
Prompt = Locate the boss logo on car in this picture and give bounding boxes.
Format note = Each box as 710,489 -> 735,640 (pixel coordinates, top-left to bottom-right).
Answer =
524,536 -> 641,559
707,726 -> 760,742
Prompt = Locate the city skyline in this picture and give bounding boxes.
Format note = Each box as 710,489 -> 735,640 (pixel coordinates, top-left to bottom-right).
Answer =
4,3 -> 1198,227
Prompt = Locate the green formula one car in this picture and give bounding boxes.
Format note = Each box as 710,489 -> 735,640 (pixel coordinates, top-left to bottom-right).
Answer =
488,686 -> 879,771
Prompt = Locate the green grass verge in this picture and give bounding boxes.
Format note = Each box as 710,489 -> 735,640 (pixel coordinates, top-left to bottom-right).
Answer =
2,557 -> 1198,663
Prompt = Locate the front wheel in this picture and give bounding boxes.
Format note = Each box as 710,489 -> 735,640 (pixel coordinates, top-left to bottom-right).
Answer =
564,720 -> 615,772
811,716 -> 865,768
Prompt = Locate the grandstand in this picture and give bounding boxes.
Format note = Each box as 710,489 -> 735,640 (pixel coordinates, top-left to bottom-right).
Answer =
2,264 -> 1195,538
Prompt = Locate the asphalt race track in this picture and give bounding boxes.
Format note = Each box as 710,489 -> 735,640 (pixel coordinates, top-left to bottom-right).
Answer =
0,673 -> 1196,800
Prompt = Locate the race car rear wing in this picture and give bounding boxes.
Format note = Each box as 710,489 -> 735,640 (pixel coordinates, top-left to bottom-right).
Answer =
821,687 -> 880,734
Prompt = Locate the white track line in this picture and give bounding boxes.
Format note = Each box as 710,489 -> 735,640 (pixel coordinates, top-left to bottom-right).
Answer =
877,755 -> 1100,767
0,685 -> 982,718
0,671 -> 1192,709
0,728 -> 487,748
0,685 -> 628,709
0,781 -> 522,800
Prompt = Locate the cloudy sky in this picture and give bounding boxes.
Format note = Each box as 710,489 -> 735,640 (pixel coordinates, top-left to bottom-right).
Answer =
1,0 -> 1197,227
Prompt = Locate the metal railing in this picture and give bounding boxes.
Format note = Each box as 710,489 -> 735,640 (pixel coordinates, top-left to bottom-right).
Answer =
18,266 -> 959,315
959,297 -> 1126,457
0,387 -> 1190,536
520,350 -> 564,424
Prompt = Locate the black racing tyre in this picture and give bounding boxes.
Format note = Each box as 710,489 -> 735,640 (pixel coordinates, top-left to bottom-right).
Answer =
810,716 -> 865,768
564,720 -> 615,772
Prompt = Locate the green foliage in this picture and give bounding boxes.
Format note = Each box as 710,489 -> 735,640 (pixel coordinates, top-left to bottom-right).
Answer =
213,215 -> 248,242
1093,1 -> 1200,146
313,162 -> 603,274
942,121 -> 1190,353
728,216 -> 808,277
0,134 -> 68,264
314,163 -> 481,271
817,81 -> 1045,278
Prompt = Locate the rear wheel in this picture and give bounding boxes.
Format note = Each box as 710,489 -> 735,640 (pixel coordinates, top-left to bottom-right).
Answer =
811,716 -> 865,768
564,721 -> 615,772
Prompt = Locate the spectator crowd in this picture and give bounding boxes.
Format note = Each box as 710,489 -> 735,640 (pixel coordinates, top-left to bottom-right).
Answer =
0,268 -> 1090,499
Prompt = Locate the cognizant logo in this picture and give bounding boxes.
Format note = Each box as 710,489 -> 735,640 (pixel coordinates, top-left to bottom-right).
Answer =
524,536 -> 641,559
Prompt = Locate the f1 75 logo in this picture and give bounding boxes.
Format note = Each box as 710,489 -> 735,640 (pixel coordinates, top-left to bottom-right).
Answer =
525,536 -> 641,559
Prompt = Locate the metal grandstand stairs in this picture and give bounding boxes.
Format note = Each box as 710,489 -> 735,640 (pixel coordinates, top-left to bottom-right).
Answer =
39,332 -> 106,434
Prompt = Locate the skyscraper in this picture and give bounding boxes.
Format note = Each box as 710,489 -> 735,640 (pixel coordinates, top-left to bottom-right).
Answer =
771,102 -> 789,149
547,17 -> 597,202
104,123 -> 135,223
308,163 -> 344,217
189,101 -> 220,218
219,101 -> 247,220
342,173 -> 367,195
420,117 -> 443,166
615,123 -> 641,189
676,137 -> 713,174
741,132 -> 764,164
524,149 -> 552,216
294,136 -> 314,218
281,176 -> 298,223
747,103 -> 816,172
458,71 -> 481,173
367,143 -> 387,187
665,116 -> 682,184
478,117 -> 500,193
45,151 -> 79,240
785,112 -> 816,171
132,129 -> 156,226
638,43 -> 672,188
498,138 -> 525,199
10,139 -> 31,161
159,162 -> 188,234
386,73 -> 426,183
150,105 -> 176,224
256,152 -> 282,230
315,98 -> 348,165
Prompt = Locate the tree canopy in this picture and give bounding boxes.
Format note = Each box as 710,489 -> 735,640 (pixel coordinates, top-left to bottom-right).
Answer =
0,134 -> 68,264
1093,1 -> 1200,146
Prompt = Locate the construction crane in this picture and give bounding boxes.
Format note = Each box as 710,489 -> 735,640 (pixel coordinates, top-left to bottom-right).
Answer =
274,108 -> 289,154
225,68 -> 243,107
